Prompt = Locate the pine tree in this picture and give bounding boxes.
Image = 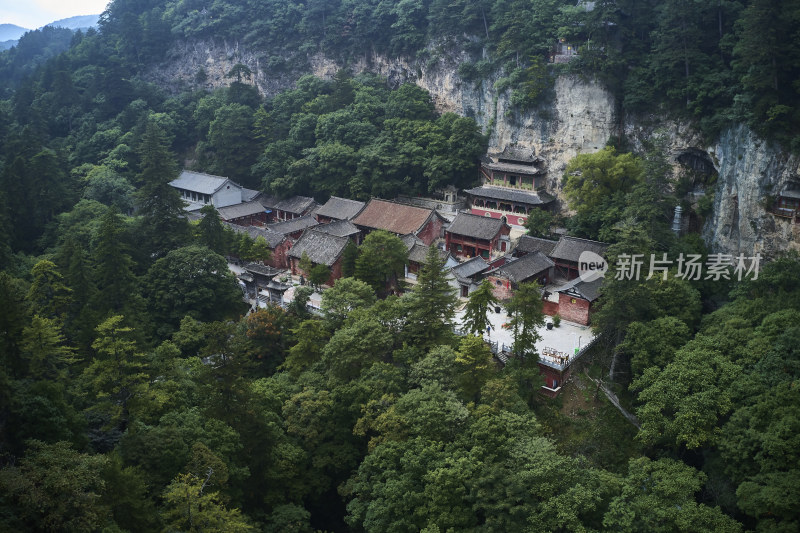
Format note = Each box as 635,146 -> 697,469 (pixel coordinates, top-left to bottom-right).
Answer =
0,272 -> 30,379
462,279 -> 498,336
21,315 -> 77,379
92,206 -> 136,317
196,204 -> 228,254
79,315 -> 148,428
506,282 -> 544,361
26,260 -> 72,322
58,235 -> 98,348
405,245 -> 459,350
135,120 -> 188,259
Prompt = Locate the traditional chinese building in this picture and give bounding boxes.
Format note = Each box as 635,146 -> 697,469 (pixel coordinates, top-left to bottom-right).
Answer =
225,222 -> 293,270
314,219 -> 360,241
352,198 -> 446,246
513,235 -> 558,258
774,185 -> 800,222
315,196 -> 366,223
486,251 -> 555,300
552,277 -> 602,326
549,236 -> 609,280
170,170 -> 261,209
266,215 -> 320,241
466,147 -> 555,226
272,196 -> 318,222
550,39 -> 579,63
216,201 -> 270,226
402,235 -> 458,281
288,229 -> 350,287
449,256 -> 491,297
445,212 -> 511,260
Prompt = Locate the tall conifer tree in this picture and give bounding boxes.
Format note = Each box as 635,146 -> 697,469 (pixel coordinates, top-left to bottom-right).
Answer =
462,279 -> 498,336
405,245 -> 459,350
135,120 -> 188,259
92,206 -> 136,317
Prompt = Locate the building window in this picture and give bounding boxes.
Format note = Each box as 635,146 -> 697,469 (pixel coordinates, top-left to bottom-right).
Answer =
484,212 -> 492,217
480,249 -> 489,259
513,205 -> 526,214
499,203 -> 512,212
485,201 -> 497,210
518,217 -> 525,225
571,298 -> 576,304
508,175 -> 517,186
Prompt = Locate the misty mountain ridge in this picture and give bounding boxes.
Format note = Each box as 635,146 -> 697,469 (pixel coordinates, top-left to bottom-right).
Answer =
44,14 -> 100,31
0,24 -> 28,42
0,14 -> 99,51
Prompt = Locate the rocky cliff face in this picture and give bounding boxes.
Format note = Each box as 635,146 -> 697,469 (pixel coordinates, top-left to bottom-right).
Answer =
149,40 -> 798,256
311,50 -> 617,198
146,39 -> 295,97
623,119 -> 800,257
703,126 -> 800,256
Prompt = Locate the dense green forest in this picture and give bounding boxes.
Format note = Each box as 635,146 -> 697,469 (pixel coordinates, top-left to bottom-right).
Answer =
1,0 -> 799,531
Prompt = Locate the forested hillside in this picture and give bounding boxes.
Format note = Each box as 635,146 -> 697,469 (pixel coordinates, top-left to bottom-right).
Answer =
97,0 -> 800,147
1,1 -> 799,531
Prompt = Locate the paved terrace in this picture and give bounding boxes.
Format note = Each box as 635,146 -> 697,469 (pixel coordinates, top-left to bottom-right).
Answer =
454,304 -> 596,369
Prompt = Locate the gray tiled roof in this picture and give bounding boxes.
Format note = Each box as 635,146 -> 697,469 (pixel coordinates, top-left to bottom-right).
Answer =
447,212 -> 506,240
495,251 -> 554,283
515,235 -> 558,256
170,170 -> 234,195
464,185 -> 555,205
314,219 -> 360,238
224,222 -> 286,248
450,256 -> 490,279
556,277 -> 603,302
242,262 -> 284,277
288,229 -> 349,266
401,234 -> 425,250
242,188 -> 262,202
266,215 -> 319,236
407,243 -> 449,264
257,194 -> 280,209
549,236 -> 609,263
315,196 -> 366,220
484,161 -> 545,175
274,195 -> 316,215
407,244 -> 429,264
217,200 -> 267,220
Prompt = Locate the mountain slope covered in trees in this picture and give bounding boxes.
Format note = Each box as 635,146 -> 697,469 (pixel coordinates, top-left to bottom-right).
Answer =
1,1 -> 799,531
